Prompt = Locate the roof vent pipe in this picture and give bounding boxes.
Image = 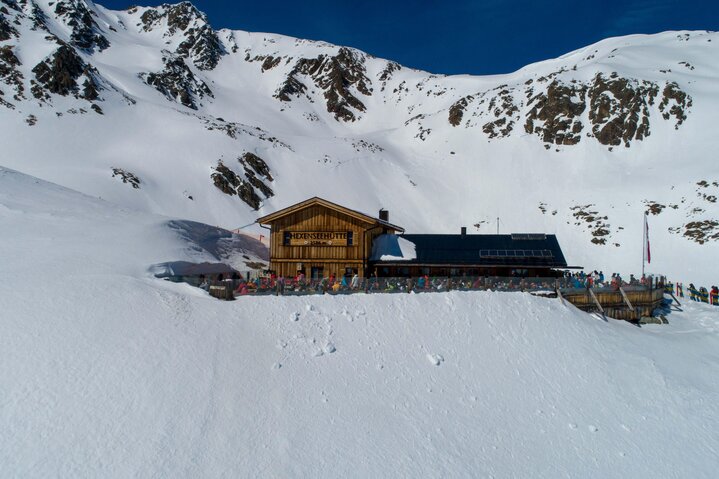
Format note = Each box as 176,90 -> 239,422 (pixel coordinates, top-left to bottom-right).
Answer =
461,226 -> 467,236
379,209 -> 389,222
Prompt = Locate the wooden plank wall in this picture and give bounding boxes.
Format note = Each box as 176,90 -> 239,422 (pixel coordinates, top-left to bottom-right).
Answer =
267,205 -> 394,278
563,288 -> 665,321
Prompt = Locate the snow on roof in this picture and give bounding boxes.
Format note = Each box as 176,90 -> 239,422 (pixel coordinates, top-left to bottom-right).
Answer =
370,234 -> 417,261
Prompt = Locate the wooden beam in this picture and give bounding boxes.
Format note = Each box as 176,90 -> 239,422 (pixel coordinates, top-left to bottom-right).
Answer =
556,288 -> 566,306
667,290 -> 682,307
588,288 -> 605,314
619,287 -> 635,312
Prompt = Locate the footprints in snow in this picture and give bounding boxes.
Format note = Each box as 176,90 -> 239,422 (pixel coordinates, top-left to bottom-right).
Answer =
427,353 -> 445,366
274,303 -> 344,368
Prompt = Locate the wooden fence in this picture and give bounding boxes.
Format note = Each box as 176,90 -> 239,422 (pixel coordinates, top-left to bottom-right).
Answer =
560,287 -> 666,321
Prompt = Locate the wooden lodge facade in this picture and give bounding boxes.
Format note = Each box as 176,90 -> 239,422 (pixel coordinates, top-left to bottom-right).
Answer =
257,197 -> 571,279
256,197 -> 404,279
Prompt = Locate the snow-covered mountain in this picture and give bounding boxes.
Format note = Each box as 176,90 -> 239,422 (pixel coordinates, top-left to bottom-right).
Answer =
1,0 -> 718,282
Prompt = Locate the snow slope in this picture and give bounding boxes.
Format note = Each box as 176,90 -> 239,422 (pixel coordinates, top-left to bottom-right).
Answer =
0,1 -> 718,283
1,167 -> 718,478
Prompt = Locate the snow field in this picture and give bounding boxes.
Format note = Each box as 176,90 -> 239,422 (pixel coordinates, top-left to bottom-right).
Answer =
1,169 -> 718,478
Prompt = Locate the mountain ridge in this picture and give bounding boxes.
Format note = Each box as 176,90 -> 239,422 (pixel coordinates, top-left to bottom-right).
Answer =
1,0 -> 718,282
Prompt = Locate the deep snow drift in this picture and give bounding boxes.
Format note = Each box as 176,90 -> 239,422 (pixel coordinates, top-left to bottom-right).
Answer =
1,168 -> 718,477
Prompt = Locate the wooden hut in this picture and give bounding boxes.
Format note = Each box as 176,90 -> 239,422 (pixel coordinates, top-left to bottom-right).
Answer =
256,197 -> 404,279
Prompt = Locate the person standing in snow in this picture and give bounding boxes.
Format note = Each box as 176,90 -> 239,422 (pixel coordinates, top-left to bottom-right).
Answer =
276,275 -> 285,296
688,283 -> 698,301
710,286 -> 719,305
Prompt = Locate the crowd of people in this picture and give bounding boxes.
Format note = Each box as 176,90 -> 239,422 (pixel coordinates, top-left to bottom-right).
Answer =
563,270 -> 663,291
684,283 -> 719,305
192,270 -> 719,305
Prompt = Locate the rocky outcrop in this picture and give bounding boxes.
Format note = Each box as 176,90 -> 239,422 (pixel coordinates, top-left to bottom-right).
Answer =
658,82 -> 692,128
141,52 -> 213,109
175,23 -> 224,70
139,2 -> 204,35
30,43 -> 102,101
201,116 -> 292,149
448,95 -> 473,127
672,221 -> 719,244
452,72 -> 694,148
137,2 -> 224,70
0,45 -> 25,105
275,47 -> 372,122
53,0 -> 110,52
111,168 -> 141,189
378,61 -> 401,92
0,9 -> 19,41
239,152 -> 274,198
586,74 -> 658,146
211,156 -> 275,210
526,81 -> 586,145
570,204 -> 613,245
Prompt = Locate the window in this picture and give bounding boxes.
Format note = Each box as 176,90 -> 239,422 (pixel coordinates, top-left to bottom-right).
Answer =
310,266 -> 324,280
347,231 -> 354,246
283,231 -> 291,246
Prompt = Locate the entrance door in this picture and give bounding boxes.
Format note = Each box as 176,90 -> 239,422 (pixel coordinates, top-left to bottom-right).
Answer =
311,266 -> 324,280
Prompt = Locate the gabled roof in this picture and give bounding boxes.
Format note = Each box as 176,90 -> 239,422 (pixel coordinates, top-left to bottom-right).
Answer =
256,197 -> 404,232
372,233 -> 568,268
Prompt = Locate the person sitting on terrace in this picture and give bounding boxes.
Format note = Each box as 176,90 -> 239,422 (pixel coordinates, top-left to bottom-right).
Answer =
199,275 -> 209,291
234,281 -> 249,295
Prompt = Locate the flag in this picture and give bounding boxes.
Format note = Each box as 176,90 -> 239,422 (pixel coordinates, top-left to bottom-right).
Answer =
645,214 -> 651,264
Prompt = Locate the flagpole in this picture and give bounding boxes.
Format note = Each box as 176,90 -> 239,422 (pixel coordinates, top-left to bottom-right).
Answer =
642,212 -> 646,277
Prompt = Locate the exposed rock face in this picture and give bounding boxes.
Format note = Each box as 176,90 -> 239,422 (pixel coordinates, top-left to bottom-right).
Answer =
452,71 -> 692,148
239,152 -> 274,198
275,47 -> 372,122
673,220 -> 719,244
526,81 -> 586,145
176,23 -> 224,70
448,95 -> 473,127
570,204 -> 612,245
30,43 -> 102,101
142,52 -> 213,109
111,168 -> 141,189
586,74 -> 658,146
378,61 -> 401,92
138,2 -> 224,70
140,2 -> 203,34
659,82 -> 692,128
0,45 -> 25,105
211,156 -> 275,210
0,9 -> 19,41
53,0 -> 110,52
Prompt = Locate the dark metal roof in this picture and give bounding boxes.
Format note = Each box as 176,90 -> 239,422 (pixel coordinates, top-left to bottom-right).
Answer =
373,233 -> 568,268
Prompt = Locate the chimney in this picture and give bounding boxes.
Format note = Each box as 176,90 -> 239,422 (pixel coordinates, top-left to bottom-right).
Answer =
461,226 -> 467,236
379,209 -> 389,222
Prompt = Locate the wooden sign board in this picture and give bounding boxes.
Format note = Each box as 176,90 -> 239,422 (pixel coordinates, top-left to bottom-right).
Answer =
285,231 -> 352,246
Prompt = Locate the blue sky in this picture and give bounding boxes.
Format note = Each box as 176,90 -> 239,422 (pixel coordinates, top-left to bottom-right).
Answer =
101,0 -> 718,75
